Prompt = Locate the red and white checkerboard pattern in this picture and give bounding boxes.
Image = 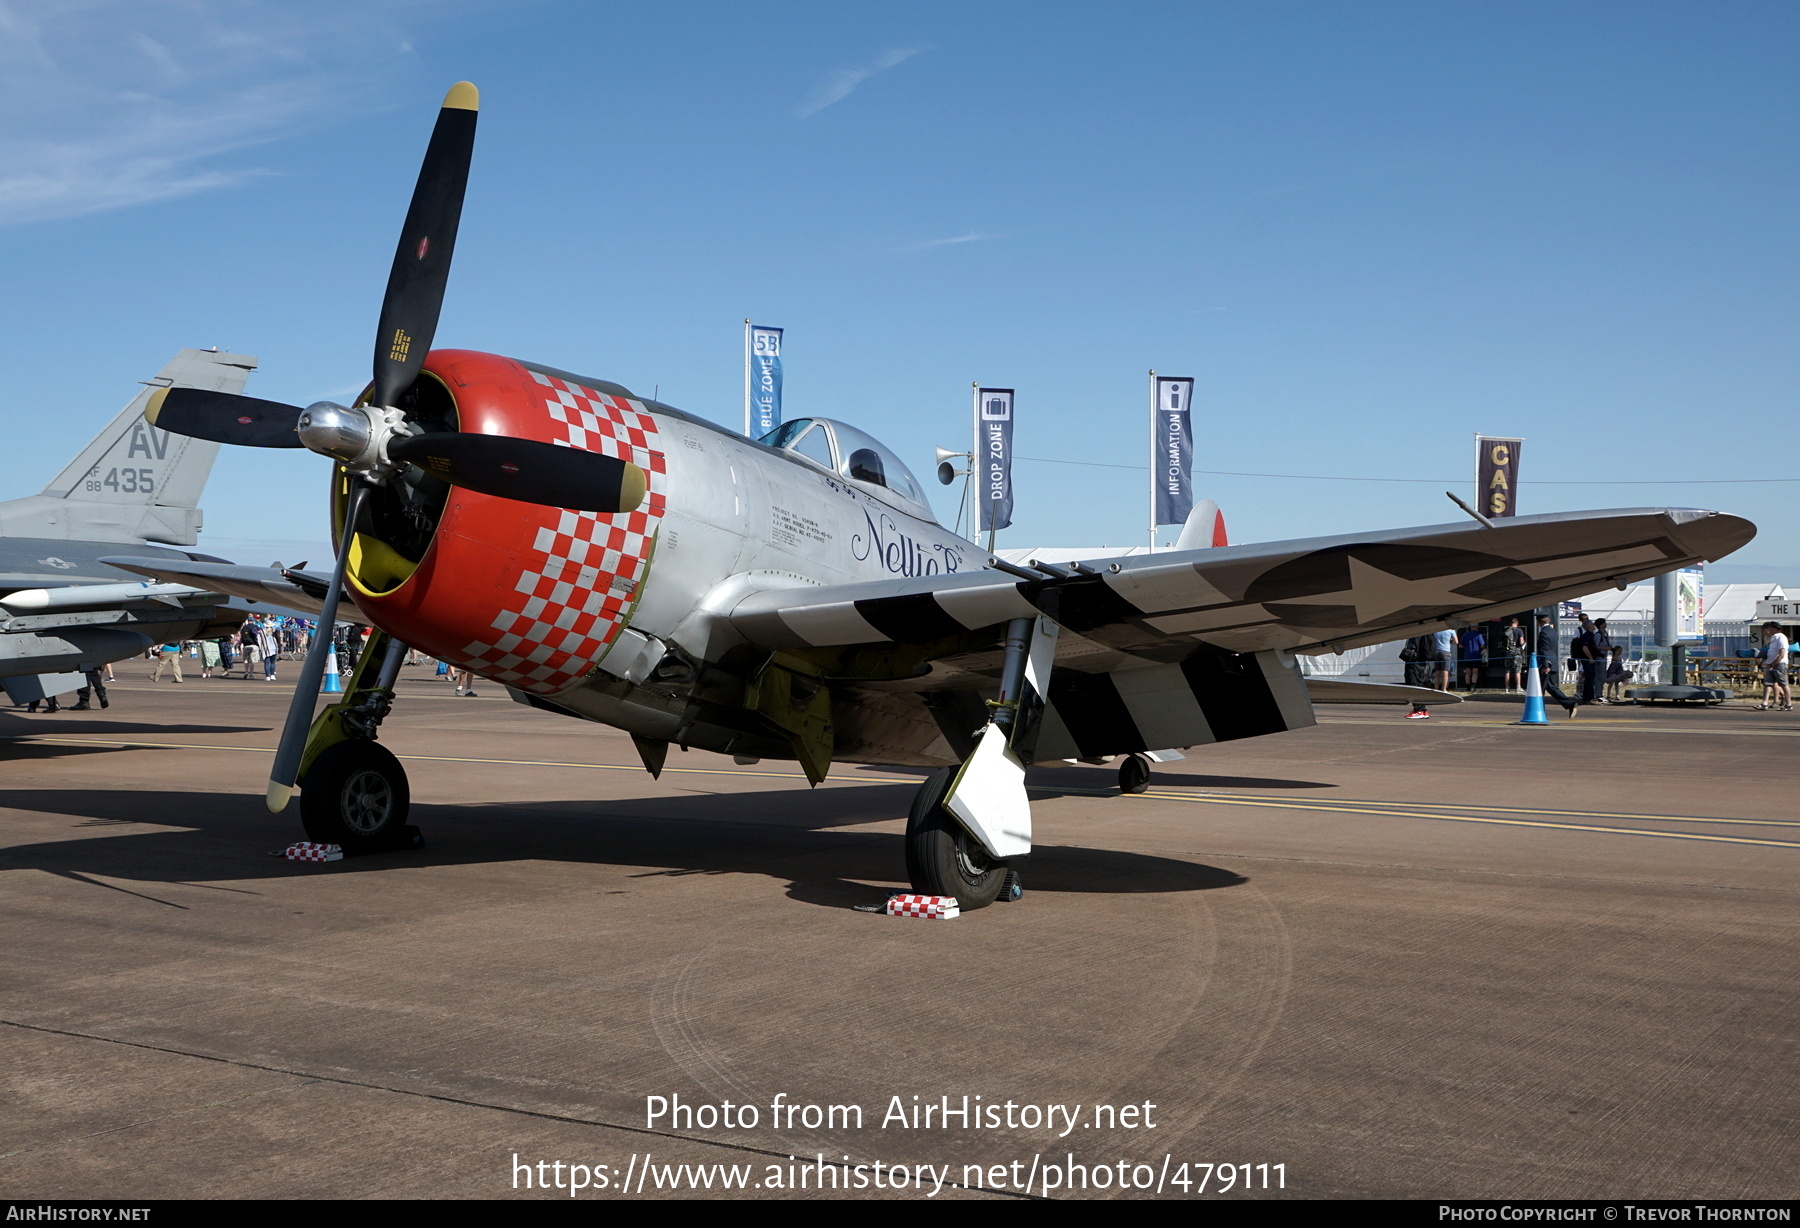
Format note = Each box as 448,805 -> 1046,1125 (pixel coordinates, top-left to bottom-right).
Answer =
450,372 -> 667,696
885,893 -> 960,919
285,842 -> 343,862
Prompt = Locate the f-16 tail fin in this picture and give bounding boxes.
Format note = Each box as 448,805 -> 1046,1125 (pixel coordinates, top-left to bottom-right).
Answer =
0,349 -> 257,546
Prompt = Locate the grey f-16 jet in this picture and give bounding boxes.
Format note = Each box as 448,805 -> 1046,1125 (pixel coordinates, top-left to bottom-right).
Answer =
0,349 -> 255,708
112,84 -> 1755,908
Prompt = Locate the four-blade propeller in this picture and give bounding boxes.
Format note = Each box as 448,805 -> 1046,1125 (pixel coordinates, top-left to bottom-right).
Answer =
141,81 -> 645,517
142,81 -> 648,812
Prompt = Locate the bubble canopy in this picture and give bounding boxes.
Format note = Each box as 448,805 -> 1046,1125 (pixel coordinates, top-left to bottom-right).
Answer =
758,418 -> 933,519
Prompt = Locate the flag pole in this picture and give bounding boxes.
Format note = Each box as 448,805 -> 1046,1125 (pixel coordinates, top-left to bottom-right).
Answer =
742,320 -> 752,436
964,406 -> 975,543
1472,431 -> 1481,510
1147,369 -> 1156,550
973,383 -> 992,552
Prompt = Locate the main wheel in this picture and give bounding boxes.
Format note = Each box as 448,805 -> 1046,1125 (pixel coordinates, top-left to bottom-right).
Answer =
904,766 -> 1009,911
1118,753 -> 1151,794
299,740 -> 411,854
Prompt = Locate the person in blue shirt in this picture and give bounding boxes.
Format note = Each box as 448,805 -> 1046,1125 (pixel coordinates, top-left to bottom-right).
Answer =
1459,626 -> 1487,690
1430,628 -> 1456,692
150,641 -> 184,683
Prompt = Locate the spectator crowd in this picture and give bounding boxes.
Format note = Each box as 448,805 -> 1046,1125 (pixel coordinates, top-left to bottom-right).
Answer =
12,612 -> 479,712
1402,613 -> 1640,719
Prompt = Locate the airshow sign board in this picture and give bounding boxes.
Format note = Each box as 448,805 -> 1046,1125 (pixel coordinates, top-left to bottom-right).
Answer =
976,388 -> 1014,535
1475,436 -> 1522,519
1675,567 -> 1705,641
1152,376 -> 1194,528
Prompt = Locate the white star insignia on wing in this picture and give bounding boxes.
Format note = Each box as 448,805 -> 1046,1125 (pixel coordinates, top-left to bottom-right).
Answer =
1278,555 -> 1501,626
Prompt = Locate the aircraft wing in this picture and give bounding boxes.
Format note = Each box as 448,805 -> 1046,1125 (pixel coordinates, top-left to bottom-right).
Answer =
729,508 -> 1746,762
729,507 -> 1752,658
99,557 -> 371,625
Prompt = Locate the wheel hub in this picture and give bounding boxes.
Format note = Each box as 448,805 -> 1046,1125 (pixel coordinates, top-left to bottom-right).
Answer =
340,767 -> 395,834
954,827 -> 993,879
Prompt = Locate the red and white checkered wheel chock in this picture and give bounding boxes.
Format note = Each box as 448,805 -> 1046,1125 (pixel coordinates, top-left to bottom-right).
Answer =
284,842 -> 343,863
885,894 -> 960,920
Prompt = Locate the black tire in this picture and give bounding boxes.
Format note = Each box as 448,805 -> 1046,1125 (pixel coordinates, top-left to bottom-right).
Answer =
1118,753 -> 1151,794
904,766 -> 1008,911
299,740 -> 411,853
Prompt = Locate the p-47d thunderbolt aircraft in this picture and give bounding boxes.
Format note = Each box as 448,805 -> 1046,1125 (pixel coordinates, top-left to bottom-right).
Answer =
0,349 -> 256,706
111,84 -> 1754,908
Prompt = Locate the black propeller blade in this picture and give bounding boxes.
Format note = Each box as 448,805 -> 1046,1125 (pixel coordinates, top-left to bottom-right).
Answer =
388,432 -> 647,514
372,81 -> 479,410
133,79 -> 659,817
145,387 -> 305,448
267,480 -> 368,813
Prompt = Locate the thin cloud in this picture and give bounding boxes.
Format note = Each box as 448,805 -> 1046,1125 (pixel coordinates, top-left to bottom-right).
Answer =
797,45 -> 928,118
0,0 -> 466,226
903,232 -> 1001,253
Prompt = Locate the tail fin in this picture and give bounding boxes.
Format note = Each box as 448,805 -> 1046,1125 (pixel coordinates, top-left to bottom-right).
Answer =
0,349 -> 257,546
1173,497 -> 1228,550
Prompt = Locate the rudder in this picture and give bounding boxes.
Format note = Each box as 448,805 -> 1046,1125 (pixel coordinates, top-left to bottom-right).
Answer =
3,349 -> 257,545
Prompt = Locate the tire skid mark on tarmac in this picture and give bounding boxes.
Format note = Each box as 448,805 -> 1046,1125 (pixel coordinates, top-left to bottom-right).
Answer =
1107,880 -> 1293,1149
643,876 -> 1232,1187
646,937 -> 852,1166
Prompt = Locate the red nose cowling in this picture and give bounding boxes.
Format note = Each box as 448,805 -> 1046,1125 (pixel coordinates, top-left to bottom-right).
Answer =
346,349 -> 668,696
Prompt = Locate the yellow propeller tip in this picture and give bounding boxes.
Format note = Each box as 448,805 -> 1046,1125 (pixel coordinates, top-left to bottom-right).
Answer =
265,781 -> 294,813
442,81 -> 479,111
143,386 -> 168,426
620,463 -> 648,514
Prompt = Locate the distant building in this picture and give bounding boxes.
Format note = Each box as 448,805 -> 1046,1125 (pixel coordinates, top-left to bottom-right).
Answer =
1300,580 -> 1788,680
1572,581 -> 1786,659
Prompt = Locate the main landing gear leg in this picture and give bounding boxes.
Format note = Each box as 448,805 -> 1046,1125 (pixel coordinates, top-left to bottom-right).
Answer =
904,765 -> 1010,910
298,632 -> 417,854
906,616 -> 1052,910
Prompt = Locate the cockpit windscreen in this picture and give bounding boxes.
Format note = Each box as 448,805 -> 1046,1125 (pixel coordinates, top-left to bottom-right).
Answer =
758,418 -> 929,512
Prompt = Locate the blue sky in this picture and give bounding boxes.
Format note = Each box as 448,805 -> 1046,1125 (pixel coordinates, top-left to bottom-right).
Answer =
2,0 -> 1795,578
